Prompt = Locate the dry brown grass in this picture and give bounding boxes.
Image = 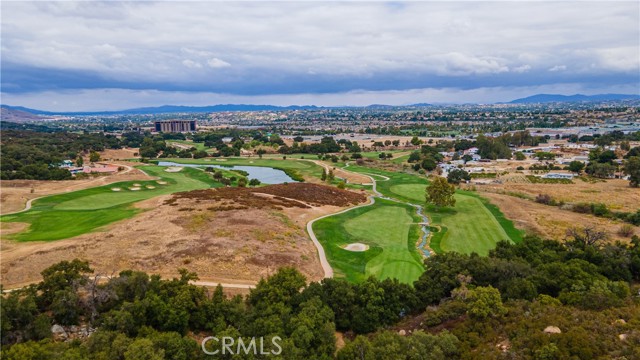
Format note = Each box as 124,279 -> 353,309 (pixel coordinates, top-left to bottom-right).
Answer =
481,192 -> 637,243
0,186 -> 352,289
482,178 -> 640,213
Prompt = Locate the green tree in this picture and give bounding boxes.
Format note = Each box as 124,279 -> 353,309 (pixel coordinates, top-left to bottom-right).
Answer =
321,168 -> 327,181
337,181 -> 346,189
425,177 -> 456,209
623,156 -> 640,187
410,136 -> 422,146
89,151 -> 100,163
327,170 -> 335,182
465,286 -> 506,319
76,156 -> 83,167
256,149 -> 266,158
447,169 -> 470,185
568,160 -> 585,174
238,177 -> 247,187
514,151 -> 526,160
249,178 -> 261,186
124,338 -> 165,360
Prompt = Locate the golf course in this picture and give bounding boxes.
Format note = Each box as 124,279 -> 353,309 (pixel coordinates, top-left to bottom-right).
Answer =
312,198 -> 424,283
311,163 -> 522,283
1,166 -> 219,241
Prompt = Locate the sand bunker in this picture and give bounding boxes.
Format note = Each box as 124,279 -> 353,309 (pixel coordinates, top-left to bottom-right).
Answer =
133,183 -> 141,186
145,185 -> 156,189
343,243 -> 369,252
215,159 -> 226,161
111,188 -> 121,192
164,167 -> 183,173
129,187 -> 141,191
156,181 -> 168,185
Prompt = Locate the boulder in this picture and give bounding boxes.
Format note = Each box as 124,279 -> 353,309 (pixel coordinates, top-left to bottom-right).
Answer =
543,326 -> 561,334
398,329 -> 406,336
51,324 -> 68,341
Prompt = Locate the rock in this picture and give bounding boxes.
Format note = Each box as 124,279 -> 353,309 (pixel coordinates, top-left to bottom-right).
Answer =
619,334 -> 628,341
51,324 -> 68,341
614,319 -> 627,326
543,326 -> 562,334
398,330 -> 406,336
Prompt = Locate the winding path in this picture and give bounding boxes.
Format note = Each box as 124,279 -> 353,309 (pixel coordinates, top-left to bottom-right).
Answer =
304,161 -> 431,279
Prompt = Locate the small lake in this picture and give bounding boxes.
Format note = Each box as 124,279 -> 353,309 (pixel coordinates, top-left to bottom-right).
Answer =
157,161 -> 295,184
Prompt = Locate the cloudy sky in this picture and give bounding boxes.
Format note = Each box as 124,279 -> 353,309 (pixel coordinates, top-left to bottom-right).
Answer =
1,1 -> 639,111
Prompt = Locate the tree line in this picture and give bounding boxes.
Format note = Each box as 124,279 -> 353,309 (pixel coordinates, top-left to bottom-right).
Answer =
2,233 -> 639,359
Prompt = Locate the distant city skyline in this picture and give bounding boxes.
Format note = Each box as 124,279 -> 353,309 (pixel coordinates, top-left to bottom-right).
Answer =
1,1 -> 639,111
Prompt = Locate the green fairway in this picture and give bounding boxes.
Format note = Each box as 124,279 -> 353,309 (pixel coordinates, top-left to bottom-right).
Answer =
344,165 -> 521,256
1,166 -> 219,241
312,198 -> 424,284
426,192 -> 521,256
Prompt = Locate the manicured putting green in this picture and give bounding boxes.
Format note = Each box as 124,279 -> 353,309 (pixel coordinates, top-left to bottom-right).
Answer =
313,198 -> 424,284
1,166 -> 218,241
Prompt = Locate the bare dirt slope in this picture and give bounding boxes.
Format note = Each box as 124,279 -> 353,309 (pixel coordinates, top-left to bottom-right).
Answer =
1,184 -> 366,289
0,163 -> 150,214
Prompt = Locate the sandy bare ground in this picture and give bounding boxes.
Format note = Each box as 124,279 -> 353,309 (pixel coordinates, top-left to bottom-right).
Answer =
481,179 -> 640,213
481,192 -> 637,243
343,243 -> 369,251
0,190 -> 341,289
0,162 -> 151,214
99,148 -> 140,160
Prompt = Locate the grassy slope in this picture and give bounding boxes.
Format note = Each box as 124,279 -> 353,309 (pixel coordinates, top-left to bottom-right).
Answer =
1,166 -> 218,241
312,198 -> 424,284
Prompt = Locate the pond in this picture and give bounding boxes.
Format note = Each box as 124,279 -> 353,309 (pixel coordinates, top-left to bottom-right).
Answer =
156,161 -> 295,184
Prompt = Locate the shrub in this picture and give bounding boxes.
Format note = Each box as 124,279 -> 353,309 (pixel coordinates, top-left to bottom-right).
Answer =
572,203 -> 592,214
337,181 -> 346,190
535,194 -> 554,205
618,224 -> 634,237
590,203 -> 610,217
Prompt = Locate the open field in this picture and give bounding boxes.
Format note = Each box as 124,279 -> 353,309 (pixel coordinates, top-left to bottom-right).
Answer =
1,166 -> 218,241
481,178 -> 640,213
312,198 -> 423,283
481,192 -> 638,243
0,183 -> 360,289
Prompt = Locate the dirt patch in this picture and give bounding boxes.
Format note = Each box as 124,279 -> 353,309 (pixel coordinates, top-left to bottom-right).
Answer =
169,183 -> 366,210
250,183 -> 366,207
99,148 -> 139,160
481,192 -> 637,243
1,185 -> 349,289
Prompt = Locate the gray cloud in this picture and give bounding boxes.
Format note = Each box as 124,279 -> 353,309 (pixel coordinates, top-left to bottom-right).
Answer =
1,1 -> 638,109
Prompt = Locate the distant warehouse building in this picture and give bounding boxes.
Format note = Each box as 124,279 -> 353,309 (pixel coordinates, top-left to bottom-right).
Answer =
154,120 -> 196,132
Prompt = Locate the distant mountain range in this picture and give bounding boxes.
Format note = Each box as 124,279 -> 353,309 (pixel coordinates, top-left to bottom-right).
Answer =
508,93 -> 640,104
1,94 -> 638,118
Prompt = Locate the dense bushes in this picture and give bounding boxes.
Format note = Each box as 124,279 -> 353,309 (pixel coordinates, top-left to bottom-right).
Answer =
3,235 -> 639,358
